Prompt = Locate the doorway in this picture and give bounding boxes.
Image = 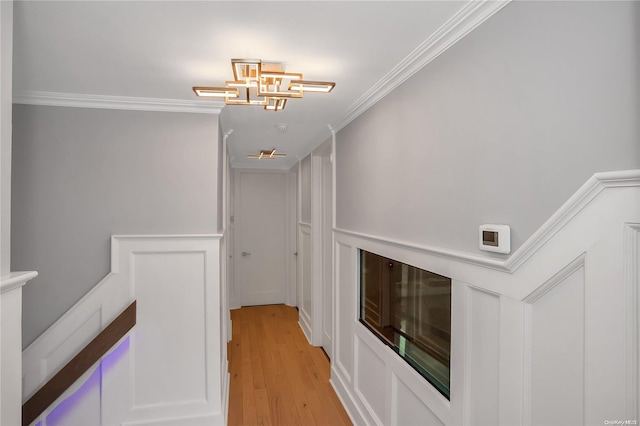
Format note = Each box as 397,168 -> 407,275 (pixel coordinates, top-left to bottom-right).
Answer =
233,170 -> 287,306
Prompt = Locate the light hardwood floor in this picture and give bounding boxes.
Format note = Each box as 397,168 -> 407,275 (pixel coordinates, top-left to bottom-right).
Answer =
227,304 -> 352,426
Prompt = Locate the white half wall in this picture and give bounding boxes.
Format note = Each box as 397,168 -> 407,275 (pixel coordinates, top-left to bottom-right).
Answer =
22,235 -> 228,426
298,222 -> 313,343
332,170 -> 640,426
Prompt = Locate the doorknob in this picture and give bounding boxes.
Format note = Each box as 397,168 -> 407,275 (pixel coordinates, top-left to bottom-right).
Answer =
241,251 -> 251,257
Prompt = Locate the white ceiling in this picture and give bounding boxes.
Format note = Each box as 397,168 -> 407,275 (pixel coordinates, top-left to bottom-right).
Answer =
12,1 -> 502,169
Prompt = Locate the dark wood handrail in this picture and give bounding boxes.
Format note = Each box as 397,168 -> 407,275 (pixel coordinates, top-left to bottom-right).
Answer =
22,301 -> 137,426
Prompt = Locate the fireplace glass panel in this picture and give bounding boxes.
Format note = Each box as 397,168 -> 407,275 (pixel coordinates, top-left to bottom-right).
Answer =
360,250 -> 451,398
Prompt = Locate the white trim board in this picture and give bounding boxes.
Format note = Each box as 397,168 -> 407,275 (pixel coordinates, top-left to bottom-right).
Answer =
13,91 -> 223,114
336,169 -> 640,274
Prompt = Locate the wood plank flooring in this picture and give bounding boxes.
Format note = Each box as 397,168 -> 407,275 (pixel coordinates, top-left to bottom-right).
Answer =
227,305 -> 352,426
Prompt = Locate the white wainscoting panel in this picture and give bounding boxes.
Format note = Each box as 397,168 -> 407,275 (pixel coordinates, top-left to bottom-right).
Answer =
392,373 -> 444,426
497,295 -> 525,425
298,223 -> 313,343
466,287 -> 500,426
354,330 -> 386,425
583,222 -> 629,424
131,252 -> 208,408
22,235 -> 227,426
331,170 -> 640,426
625,224 -> 640,422
390,332 -> 451,425
525,259 -> 585,425
335,240 -> 354,384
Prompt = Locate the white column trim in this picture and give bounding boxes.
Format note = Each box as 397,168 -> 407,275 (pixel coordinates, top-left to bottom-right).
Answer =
310,155 -> 324,346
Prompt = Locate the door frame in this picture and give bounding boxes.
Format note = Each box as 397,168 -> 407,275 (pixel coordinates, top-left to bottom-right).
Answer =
286,167 -> 298,307
310,139 -> 335,350
232,168 -> 290,307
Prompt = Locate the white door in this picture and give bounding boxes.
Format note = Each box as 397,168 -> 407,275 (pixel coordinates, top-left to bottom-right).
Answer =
321,156 -> 333,356
234,171 -> 287,306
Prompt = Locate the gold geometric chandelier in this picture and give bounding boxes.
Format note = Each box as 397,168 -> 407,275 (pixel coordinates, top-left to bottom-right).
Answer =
246,148 -> 287,159
193,58 -> 335,111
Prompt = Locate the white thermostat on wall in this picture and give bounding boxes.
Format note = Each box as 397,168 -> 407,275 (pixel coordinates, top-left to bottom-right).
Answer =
479,224 -> 511,254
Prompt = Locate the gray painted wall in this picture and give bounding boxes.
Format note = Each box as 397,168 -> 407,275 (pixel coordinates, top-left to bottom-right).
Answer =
336,0 -> 640,257
1,1 -> 13,277
12,105 -> 219,347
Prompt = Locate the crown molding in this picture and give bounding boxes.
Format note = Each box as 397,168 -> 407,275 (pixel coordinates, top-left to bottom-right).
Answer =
13,91 -> 224,114
331,0 -> 511,134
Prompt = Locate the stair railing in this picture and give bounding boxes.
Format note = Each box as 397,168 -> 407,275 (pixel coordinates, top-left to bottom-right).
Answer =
22,301 -> 137,426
